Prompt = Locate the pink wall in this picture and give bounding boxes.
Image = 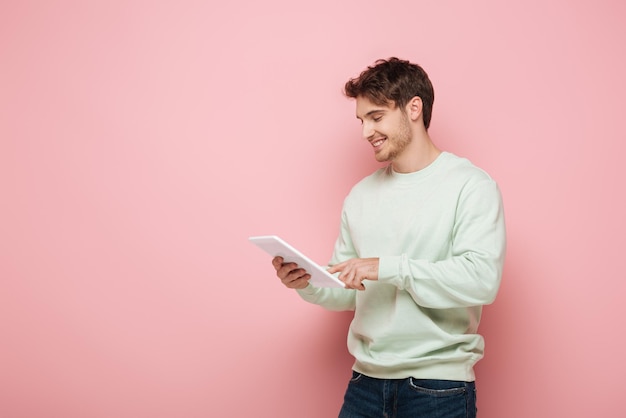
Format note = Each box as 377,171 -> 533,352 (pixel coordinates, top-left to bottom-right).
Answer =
2,1 -> 624,417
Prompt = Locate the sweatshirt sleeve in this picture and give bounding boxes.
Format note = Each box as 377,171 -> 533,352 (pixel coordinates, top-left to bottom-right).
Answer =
378,179 -> 506,309
296,284 -> 356,311
295,208 -> 357,311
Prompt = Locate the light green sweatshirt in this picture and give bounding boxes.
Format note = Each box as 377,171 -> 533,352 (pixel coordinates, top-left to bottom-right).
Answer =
297,152 -> 506,381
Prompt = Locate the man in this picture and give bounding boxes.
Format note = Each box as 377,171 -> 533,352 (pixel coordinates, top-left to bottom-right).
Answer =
272,57 -> 506,418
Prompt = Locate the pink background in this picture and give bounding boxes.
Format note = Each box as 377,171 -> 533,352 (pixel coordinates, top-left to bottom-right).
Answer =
2,1 -> 624,417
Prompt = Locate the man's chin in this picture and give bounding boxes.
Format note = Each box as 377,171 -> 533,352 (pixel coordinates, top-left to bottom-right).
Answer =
374,151 -> 391,163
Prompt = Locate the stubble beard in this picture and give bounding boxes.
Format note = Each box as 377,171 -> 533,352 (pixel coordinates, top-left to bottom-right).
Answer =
382,113 -> 412,162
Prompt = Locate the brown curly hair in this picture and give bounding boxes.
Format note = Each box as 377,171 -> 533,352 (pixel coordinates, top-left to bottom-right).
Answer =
344,57 -> 435,130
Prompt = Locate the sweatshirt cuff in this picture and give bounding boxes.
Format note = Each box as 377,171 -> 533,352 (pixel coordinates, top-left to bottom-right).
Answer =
296,283 -> 318,296
378,256 -> 403,287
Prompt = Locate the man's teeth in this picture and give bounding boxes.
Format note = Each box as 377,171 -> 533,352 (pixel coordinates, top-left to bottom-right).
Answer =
373,139 -> 385,147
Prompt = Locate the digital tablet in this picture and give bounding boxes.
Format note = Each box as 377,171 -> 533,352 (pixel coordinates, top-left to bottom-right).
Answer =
249,235 -> 345,288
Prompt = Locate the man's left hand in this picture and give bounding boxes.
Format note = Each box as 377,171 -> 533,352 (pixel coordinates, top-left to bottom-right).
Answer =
327,258 -> 379,290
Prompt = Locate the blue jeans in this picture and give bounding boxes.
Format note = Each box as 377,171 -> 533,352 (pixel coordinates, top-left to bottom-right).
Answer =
338,371 -> 477,418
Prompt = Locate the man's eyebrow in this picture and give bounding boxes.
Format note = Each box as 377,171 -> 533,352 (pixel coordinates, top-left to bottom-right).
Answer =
356,109 -> 385,119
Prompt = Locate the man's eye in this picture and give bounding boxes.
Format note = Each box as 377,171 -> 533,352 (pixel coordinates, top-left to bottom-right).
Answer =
373,116 -> 382,122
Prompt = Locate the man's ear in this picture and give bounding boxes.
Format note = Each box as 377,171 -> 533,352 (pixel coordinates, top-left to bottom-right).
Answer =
406,96 -> 423,122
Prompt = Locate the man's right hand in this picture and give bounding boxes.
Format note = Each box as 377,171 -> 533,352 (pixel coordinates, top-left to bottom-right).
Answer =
272,256 -> 311,289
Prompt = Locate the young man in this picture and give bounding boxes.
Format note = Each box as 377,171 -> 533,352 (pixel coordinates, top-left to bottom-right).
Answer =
272,57 -> 506,418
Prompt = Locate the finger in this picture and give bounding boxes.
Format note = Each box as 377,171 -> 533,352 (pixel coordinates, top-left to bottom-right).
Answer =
272,256 -> 284,270
341,267 -> 356,288
281,266 -> 308,282
344,270 -> 366,291
327,261 -> 347,274
284,273 -> 311,289
276,262 -> 301,279
339,265 -> 354,285
282,270 -> 310,287
347,277 -> 365,291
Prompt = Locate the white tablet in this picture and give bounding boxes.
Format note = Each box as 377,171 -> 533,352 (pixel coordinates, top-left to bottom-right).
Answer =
249,235 -> 345,288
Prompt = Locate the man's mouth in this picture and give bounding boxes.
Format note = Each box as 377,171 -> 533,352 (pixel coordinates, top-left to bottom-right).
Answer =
372,137 -> 386,149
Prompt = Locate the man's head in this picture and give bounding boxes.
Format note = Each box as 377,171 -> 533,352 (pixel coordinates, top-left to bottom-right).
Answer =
344,57 -> 434,130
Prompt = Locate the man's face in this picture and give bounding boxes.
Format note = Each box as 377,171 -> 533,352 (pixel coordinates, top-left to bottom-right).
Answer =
355,96 -> 412,163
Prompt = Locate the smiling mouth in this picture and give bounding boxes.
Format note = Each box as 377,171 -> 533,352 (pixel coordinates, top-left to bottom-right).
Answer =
372,137 -> 386,149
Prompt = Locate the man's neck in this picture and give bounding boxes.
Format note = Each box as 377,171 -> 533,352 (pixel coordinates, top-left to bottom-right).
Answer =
391,134 -> 441,173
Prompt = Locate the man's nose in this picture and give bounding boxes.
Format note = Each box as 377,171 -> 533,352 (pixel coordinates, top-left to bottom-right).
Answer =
362,121 -> 374,139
